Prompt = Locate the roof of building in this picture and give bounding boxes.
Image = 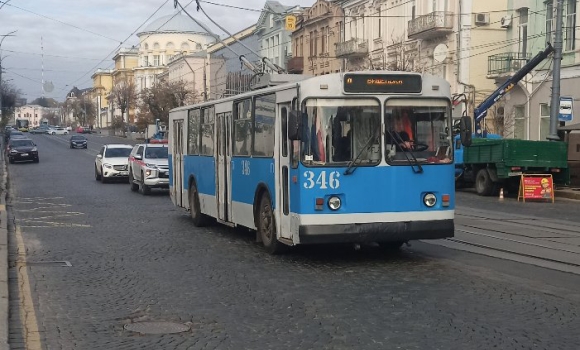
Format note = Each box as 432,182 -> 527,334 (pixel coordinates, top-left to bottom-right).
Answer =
139,13 -> 210,35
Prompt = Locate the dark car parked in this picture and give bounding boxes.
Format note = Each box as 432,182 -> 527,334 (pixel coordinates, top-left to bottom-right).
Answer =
4,129 -> 24,142
70,135 -> 88,149
6,138 -> 39,163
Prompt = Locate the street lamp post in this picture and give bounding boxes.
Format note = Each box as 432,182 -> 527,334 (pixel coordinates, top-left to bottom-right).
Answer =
0,30 -> 17,121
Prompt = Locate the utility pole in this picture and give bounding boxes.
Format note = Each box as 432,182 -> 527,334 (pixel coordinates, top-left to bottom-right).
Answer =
548,0 -> 564,140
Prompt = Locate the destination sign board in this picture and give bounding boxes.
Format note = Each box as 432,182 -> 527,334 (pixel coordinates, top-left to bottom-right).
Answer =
343,74 -> 422,93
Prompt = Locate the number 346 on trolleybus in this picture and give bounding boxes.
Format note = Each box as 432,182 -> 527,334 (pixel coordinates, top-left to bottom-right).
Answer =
168,71 -> 471,254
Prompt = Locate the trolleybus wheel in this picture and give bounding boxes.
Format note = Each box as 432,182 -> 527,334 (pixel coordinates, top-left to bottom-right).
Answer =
258,194 -> 285,254
189,182 -> 209,227
475,168 -> 493,196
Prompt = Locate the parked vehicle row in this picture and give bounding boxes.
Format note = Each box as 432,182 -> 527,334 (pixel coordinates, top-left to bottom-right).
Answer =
94,143 -> 169,195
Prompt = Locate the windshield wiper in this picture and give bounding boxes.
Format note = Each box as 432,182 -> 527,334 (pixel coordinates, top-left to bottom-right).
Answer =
344,131 -> 378,176
386,129 -> 423,174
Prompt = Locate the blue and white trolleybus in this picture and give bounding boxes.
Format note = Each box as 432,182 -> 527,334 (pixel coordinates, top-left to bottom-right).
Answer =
169,71 -> 459,253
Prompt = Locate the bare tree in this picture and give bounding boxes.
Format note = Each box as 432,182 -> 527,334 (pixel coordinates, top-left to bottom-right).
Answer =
44,110 -> 60,126
385,35 -> 421,72
110,79 -> 136,123
63,95 -> 95,126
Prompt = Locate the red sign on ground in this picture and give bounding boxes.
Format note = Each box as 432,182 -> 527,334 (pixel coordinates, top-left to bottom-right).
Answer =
518,174 -> 554,203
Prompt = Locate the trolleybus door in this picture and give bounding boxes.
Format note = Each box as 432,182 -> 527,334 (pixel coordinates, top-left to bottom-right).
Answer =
172,119 -> 184,207
276,103 -> 292,240
216,112 -> 232,222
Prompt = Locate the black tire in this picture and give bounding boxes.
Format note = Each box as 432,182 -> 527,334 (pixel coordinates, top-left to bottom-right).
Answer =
100,168 -> 108,183
129,171 -> 139,192
84,145 -> 87,149
70,144 -> 73,149
475,168 -> 494,196
140,172 -> 151,195
258,194 -> 285,254
189,182 -> 208,227
378,242 -> 404,251
8,158 -> 14,164
95,165 -> 101,181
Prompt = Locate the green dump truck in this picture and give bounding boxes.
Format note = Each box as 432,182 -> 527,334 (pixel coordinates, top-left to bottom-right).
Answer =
457,138 -> 569,196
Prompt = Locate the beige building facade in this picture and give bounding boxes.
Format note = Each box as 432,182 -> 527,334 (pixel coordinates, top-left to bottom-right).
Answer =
289,0 -> 343,76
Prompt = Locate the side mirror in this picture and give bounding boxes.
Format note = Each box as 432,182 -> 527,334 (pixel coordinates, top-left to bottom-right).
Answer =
459,116 -> 473,147
134,154 -> 142,160
97,154 -> 103,159
288,110 -> 302,141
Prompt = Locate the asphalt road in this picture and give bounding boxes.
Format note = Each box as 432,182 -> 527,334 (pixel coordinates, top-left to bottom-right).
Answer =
6,133 -> 580,349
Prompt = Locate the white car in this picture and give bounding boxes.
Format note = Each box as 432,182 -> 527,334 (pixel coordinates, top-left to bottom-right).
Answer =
128,143 -> 169,194
94,144 -> 133,183
49,127 -> 68,135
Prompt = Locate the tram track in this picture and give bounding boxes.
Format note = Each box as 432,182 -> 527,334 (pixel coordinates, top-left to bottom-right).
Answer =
448,229 -> 580,269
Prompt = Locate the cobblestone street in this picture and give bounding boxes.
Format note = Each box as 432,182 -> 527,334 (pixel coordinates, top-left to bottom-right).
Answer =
6,134 -> 580,350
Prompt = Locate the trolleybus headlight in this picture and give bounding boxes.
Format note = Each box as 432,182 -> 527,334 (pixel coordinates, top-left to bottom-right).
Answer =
328,196 -> 341,211
423,193 -> 437,207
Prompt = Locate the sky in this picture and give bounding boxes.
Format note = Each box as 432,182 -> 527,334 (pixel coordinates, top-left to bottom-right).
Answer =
0,0 -> 314,103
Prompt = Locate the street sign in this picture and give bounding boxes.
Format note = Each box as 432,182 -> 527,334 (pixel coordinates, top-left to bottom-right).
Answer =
285,15 -> 296,31
558,96 -> 573,122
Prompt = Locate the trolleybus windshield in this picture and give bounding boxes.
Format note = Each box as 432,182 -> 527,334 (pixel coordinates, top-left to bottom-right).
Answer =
385,99 -> 452,165
301,98 -> 381,166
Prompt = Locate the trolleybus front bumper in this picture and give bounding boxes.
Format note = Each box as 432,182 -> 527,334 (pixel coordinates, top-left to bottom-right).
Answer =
298,219 -> 453,244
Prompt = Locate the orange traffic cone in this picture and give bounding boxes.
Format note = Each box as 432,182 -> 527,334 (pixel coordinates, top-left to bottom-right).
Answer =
499,188 -> 504,201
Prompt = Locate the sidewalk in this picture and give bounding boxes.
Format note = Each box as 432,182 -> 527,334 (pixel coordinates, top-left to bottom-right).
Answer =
555,187 -> 580,201
0,149 -> 9,350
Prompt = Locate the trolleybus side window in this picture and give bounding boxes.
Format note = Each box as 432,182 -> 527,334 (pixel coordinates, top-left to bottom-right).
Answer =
302,98 -> 380,166
253,94 -> 276,157
188,109 -> 200,155
234,99 -> 252,156
384,99 -> 452,164
200,106 -> 215,156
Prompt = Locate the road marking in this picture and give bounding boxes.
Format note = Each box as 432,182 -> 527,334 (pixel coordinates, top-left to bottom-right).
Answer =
15,225 -> 43,350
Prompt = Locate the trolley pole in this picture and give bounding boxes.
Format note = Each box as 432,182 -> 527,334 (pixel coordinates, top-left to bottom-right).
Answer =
548,0 -> 564,140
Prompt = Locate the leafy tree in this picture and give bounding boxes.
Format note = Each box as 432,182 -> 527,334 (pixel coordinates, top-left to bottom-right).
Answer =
0,82 -> 21,126
110,79 -> 136,123
136,80 -> 199,128
30,97 -> 59,108
43,110 -> 60,126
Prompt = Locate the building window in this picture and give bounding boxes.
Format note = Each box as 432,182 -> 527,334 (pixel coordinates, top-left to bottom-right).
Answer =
546,2 -> 553,44
299,35 -> 303,56
321,27 -> 327,54
153,55 -> 160,66
377,8 -> 382,38
313,30 -> 318,56
142,56 -> 149,66
518,8 -> 528,56
565,0 -> 576,51
269,14 -> 274,28
540,103 -> 551,141
309,31 -> 314,57
513,105 -> 526,139
337,21 -> 343,42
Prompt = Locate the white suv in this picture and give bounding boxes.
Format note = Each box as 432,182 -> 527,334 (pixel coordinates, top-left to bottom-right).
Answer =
94,144 -> 133,183
128,143 -> 169,195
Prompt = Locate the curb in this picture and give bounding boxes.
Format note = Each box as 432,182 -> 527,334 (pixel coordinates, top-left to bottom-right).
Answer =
555,189 -> 580,201
0,149 -> 9,350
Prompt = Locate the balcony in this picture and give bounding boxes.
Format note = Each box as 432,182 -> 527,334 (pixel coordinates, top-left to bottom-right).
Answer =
335,38 -> 369,58
287,56 -> 304,74
487,52 -> 531,77
408,12 -> 454,40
